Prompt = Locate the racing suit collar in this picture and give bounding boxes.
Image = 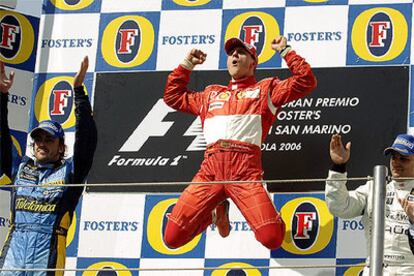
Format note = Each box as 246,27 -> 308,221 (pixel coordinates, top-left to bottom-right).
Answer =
34,158 -> 64,169
228,76 -> 256,90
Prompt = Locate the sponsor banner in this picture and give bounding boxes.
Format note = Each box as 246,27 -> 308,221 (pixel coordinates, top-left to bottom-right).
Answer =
220,8 -> 285,69
66,197 -> 82,257
335,258 -> 365,276
6,67 -> 32,132
223,0 -> 284,9
89,66 -> 407,192
36,14 -> 100,73
15,1 -> 42,17
161,0 -> 222,10
269,258 -> 336,275
205,259 -> 269,275
141,195 -> 206,258
156,10 -> 221,71
349,0 -> 412,4
29,72 -> 94,132
76,257 -> 140,275
77,193 -> 145,258
63,257 -> 77,276
272,193 -> 336,258
0,189 -> 10,252
96,12 -> 160,72
284,6 -> 347,68
139,259 -> 205,276
100,0 -> 162,13
258,66 -> 407,192
89,71 -> 202,186
335,217 -> 366,258
205,201 -> 270,259
58,192 -> 370,271
286,0 -> 348,6
42,0 -> 102,14
346,4 -> 412,65
0,10 -> 39,71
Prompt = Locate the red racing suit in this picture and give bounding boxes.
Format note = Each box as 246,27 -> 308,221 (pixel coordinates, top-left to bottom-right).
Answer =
163,51 -> 317,249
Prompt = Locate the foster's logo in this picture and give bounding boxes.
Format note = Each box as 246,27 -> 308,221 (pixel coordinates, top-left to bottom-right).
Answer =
279,197 -> 334,255
292,202 -> 318,250
211,262 -> 261,275
100,15 -> 156,69
0,11 -> 35,65
350,6 -> 409,63
142,196 -> 204,257
35,76 -> 88,129
223,9 -> 283,66
48,0 -> 95,11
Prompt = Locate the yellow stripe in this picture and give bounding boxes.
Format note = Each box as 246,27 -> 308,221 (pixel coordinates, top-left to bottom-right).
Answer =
59,212 -> 71,231
54,212 -> 71,275
55,235 -> 66,276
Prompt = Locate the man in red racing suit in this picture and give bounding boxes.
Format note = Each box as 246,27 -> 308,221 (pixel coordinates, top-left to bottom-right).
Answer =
163,36 -> 317,250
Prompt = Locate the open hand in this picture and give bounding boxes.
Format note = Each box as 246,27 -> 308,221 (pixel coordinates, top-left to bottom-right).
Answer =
330,134 -> 351,165
73,56 -> 89,88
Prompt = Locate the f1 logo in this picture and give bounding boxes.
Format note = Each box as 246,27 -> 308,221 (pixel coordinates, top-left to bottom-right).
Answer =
243,25 -> 262,48
294,212 -> 316,239
51,89 -> 71,115
120,99 -> 174,152
120,99 -> 206,152
117,29 -> 138,54
0,22 -> 19,50
369,21 -> 390,47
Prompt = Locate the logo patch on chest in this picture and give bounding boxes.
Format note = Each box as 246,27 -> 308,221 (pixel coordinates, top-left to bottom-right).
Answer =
216,91 -> 231,101
237,88 -> 260,99
208,101 -> 225,111
19,166 -> 39,182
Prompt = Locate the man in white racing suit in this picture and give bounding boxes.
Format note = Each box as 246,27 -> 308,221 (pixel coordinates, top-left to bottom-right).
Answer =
326,133 -> 414,275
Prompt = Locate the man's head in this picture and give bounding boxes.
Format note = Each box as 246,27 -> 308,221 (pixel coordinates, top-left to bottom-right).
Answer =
30,120 -> 65,164
225,38 -> 258,80
384,134 -> 414,178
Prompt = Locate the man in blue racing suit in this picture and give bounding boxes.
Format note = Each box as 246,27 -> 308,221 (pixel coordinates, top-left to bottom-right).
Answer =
0,57 -> 97,275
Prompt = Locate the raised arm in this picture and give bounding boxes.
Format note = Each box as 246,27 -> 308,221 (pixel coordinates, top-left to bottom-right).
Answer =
325,134 -> 368,218
269,36 -> 317,106
0,61 -> 14,184
163,49 -> 206,115
72,56 -> 97,184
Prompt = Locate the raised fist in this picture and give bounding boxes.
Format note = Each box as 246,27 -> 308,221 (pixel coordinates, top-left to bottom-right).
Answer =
186,48 -> 207,65
271,36 -> 288,52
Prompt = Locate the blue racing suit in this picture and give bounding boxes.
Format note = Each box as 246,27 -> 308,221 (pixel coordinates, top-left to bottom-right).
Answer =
0,86 -> 97,275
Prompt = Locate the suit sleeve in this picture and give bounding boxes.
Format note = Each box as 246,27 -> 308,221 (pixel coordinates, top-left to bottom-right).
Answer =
269,51 -> 317,106
72,86 -> 97,184
0,93 -> 12,185
164,65 -> 204,115
325,170 -> 369,218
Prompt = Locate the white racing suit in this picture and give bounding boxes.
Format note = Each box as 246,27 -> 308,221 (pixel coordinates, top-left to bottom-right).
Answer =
326,170 -> 414,275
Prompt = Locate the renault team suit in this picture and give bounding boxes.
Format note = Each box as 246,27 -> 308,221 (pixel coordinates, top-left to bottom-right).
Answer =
0,86 -> 97,275
163,49 -> 316,249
